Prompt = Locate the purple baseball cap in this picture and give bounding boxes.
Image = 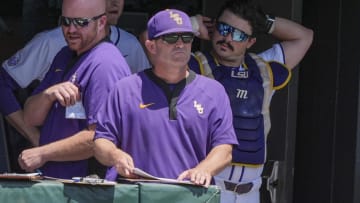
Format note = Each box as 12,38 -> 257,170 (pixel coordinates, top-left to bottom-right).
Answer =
147,9 -> 194,39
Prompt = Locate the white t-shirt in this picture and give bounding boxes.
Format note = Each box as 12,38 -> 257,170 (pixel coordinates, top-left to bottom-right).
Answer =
258,43 -> 285,64
2,26 -> 150,88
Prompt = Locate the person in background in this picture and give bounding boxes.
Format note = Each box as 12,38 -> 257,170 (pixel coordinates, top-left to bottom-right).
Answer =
93,9 -> 238,187
17,0 -> 131,179
0,0 -> 149,172
188,0 -> 313,202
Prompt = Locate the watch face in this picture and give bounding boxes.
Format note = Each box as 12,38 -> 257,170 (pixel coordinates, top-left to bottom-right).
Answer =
265,15 -> 275,34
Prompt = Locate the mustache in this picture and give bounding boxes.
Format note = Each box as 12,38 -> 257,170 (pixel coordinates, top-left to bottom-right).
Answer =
216,40 -> 234,51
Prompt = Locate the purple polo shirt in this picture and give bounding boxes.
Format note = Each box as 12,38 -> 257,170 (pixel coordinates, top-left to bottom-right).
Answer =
95,69 -> 238,180
33,42 -> 131,179
0,68 -> 21,115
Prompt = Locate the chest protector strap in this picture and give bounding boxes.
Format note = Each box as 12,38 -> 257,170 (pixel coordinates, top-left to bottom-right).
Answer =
194,51 -> 214,79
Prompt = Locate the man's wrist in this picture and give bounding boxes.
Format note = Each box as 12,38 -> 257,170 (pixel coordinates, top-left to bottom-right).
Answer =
265,14 -> 276,34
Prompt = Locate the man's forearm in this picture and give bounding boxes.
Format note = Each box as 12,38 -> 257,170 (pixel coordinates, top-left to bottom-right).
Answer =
272,17 -> 314,69
40,126 -> 95,162
94,138 -> 120,166
272,17 -> 313,43
196,144 -> 233,176
23,92 -> 53,126
6,110 -> 40,146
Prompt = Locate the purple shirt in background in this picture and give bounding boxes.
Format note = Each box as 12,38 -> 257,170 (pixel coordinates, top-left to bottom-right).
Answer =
0,69 -> 21,115
33,42 -> 131,179
95,70 -> 238,181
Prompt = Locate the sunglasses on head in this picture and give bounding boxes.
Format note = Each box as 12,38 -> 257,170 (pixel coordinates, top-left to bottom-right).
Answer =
159,33 -> 194,44
60,13 -> 105,27
216,22 -> 251,42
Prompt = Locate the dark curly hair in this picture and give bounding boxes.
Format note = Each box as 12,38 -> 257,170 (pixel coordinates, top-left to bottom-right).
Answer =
216,0 -> 267,37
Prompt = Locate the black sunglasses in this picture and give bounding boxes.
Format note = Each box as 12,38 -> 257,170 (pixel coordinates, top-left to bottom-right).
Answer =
60,13 -> 105,27
216,22 -> 251,42
159,33 -> 194,44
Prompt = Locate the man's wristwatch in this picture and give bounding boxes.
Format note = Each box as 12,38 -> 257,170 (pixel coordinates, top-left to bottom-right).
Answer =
265,14 -> 276,34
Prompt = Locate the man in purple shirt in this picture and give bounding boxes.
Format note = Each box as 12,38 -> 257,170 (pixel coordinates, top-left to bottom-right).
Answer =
0,0 -> 149,174
18,0 -> 131,179
94,9 -> 238,187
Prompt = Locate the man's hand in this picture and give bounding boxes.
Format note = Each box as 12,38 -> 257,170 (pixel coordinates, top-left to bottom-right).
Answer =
44,81 -> 80,107
194,14 -> 215,40
112,149 -> 137,178
18,147 -> 46,172
177,167 -> 212,188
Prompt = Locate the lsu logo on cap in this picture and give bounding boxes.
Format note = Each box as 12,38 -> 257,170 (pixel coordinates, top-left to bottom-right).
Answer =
7,53 -> 21,66
169,11 -> 183,25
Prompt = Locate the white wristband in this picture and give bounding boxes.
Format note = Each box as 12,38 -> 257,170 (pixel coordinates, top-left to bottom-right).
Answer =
190,16 -> 200,36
